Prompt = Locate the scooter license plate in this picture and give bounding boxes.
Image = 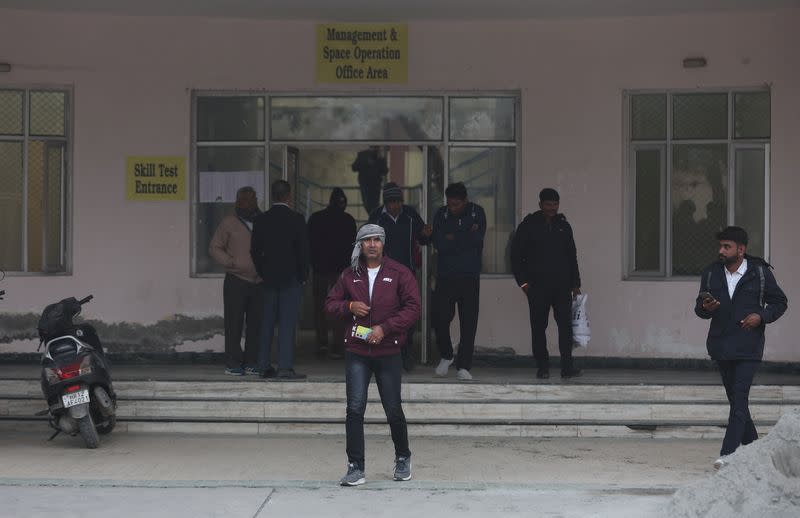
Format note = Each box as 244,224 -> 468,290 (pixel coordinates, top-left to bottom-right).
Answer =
62,389 -> 90,408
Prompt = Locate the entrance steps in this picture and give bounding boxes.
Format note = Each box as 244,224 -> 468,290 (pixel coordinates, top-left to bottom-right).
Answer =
1,378 -> 797,438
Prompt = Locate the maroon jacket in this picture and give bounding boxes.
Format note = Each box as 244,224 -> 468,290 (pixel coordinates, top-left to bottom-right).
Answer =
325,257 -> 421,357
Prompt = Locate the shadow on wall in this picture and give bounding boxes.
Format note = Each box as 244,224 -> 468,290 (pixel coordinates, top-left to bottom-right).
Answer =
0,313 -> 224,354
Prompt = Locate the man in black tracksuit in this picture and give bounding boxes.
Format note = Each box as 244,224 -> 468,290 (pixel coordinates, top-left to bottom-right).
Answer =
431,182 -> 487,380
368,182 -> 432,370
694,226 -> 787,469
510,188 -> 582,379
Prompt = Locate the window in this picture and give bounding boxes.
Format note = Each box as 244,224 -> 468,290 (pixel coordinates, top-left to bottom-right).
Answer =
627,90 -> 769,278
448,97 -> 517,274
192,93 -> 518,276
0,89 -> 69,273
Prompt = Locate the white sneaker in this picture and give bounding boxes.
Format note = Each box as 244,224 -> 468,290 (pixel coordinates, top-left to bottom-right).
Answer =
713,458 -> 726,470
435,358 -> 454,376
457,369 -> 473,381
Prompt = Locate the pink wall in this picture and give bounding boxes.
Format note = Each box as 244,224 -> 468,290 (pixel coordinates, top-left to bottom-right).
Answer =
0,8 -> 797,360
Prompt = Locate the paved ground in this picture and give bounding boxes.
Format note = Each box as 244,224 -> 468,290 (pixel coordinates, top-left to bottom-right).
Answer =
0,432 -> 718,517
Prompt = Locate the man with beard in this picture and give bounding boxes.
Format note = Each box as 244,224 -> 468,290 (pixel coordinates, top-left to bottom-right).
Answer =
325,224 -> 420,486
308,188 -> 357,359
209,186 -> 263,376
695,226 -> 787,469
510,188 -> 582,380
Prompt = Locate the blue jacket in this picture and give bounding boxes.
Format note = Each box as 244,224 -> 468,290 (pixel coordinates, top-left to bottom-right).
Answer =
431,202 -> 486,278
694,257 -> 787,361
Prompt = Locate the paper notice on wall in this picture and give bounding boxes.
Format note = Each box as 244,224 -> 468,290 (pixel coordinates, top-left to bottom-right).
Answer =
198,171 -> 265,203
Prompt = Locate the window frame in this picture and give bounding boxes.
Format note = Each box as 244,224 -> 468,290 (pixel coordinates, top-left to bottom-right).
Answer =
190,91 -> 520,278
0,85 -> 72,276
624,88 -> 770,280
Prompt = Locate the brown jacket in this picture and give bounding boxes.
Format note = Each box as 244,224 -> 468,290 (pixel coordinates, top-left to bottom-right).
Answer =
209,214 -> 261,283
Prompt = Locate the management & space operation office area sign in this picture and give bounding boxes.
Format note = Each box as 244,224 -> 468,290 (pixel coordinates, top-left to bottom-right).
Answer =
126,156 -> 186,201
316,23 -> 408,83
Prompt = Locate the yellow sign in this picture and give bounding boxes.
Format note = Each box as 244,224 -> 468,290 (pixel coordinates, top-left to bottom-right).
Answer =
316,23 -> 407,84
126,156 -> 186,201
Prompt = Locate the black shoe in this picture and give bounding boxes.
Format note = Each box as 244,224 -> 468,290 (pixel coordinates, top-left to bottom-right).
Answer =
536,368 -> 550,379
561,368 -> 582,379
277,369 -> 307,380
259,366 -> 277,379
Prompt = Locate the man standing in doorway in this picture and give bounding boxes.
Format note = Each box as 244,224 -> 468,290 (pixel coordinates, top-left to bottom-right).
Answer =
368,182 -> 432,370
308,188 -> 357,359
695,226 -> 787,469
351,146 -> 388,215
431,182 -> 486,381
251,180 -> 309,380
510,188 -> 582,380
325,224 -> 420,486
209,186 -> 263,376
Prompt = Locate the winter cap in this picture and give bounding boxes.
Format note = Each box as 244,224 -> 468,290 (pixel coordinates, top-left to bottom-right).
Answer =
382,182 -> 403,202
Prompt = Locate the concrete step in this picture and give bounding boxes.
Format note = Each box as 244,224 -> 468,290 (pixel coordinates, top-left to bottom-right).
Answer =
2,378 -> 795,438
1,396 -> 793,424
1,379 -> 798,402
0,417 -> 775,439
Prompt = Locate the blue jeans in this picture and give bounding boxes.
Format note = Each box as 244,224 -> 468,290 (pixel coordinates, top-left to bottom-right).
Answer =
258,281 -> 303,371
718,360 -> 760,456
345,352 -> 410,470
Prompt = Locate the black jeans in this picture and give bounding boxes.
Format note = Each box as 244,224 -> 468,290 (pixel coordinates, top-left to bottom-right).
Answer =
718,360 -> 760,456
312,271 -> 345,354
223,274 -> 264,369
345,352 -> 410,470
527,282 -> 573,372
433,275 -> 480,371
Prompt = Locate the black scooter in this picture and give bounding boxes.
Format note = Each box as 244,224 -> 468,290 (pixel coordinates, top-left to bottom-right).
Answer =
37,295 -> 116,448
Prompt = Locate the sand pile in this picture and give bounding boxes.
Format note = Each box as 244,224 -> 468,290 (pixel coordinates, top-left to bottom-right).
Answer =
661,407 -> 800,518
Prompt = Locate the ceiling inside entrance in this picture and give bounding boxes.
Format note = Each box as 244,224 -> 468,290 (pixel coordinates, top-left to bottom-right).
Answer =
1,0 -> 798,20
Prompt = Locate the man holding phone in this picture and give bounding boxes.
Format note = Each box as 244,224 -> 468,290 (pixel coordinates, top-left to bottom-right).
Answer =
325,224 -> 421,486
695,226 -> 787,469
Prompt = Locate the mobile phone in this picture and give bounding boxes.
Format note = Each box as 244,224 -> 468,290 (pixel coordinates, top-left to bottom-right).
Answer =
352,325 -> 372,341
699,291 -> 715,302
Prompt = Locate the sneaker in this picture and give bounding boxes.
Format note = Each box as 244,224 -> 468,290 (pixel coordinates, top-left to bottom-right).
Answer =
244,366 -> 261,376
277,369 -> 307,380
536,368 -> 550,379
457,368 -> 473,381
393,456 -> 412,481
435,358 -> 454,377
224,367 -> 245,376
259,366 -> 277,379
713,458 -> 727,470
340,463 -> 366,486
561,368 -> 583,379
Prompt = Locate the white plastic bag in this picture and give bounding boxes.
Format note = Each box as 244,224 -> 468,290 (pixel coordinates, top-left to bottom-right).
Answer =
571,293 -> 590,348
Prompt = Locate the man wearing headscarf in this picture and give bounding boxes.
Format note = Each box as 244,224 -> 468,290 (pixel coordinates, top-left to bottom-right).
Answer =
308,188 -> 357,359
368,182 -> 433,371
325,224 -> 421,487
209,186 -> 263,376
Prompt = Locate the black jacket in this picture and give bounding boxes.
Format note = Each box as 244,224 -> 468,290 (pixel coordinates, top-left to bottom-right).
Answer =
695,257 -> 787,361
510,211 -> 580,289
368,205 -> 429,273
250,204 -> 309,288
431,202 -> 486,278
308,207 -> 357,275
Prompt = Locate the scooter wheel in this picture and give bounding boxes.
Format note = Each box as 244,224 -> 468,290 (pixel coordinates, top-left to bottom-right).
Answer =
78,414 -> 99,449
96,415 -> 116,435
